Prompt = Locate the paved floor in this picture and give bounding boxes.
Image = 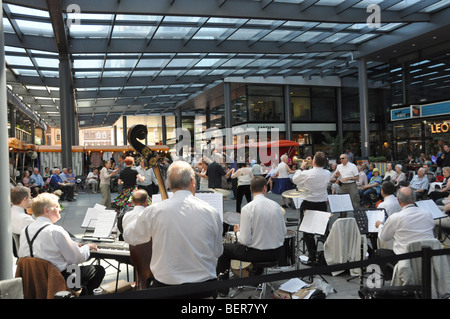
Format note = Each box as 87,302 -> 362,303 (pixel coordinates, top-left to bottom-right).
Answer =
53,188 -> 372,300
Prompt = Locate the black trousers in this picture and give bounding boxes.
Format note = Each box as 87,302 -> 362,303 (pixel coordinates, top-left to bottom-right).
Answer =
61,264 -> 105,295
150,278 -> 218,299
216,243 -> 282,276
236,184 -> 252,213
300,200 -> 328,262
59,184 -> 75,200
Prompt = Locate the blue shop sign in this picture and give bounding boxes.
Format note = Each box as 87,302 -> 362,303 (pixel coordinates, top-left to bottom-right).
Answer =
391,107 -> 411,121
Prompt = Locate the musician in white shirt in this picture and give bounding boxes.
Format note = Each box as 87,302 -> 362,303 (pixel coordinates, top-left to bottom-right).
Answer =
18,193 -> 105,295
123,161 -> 223,298
216,176 -> 286,296
11,186 -> 34,235
292,151 -> 330,264
377,181 -> 401,217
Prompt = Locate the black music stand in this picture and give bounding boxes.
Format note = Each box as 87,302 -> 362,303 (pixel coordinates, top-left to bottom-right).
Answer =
349,208 -> 387,286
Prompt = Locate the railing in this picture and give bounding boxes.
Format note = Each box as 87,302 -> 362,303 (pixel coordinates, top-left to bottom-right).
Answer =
84,246 -> 449,300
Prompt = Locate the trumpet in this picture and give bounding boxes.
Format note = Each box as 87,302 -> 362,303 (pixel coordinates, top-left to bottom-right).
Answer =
292,156 -> 311,165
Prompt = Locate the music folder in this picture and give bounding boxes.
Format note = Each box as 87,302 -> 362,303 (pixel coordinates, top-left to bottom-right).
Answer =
416,200 -> 447,220
353,208 -> 386,234
299,210 -> 331,235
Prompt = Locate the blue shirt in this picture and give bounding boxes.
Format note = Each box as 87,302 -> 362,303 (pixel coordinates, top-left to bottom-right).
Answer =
409,175 -> 429,191
30,173 -> 44,187
50,174 -> 63,189
369,175 -> 383,195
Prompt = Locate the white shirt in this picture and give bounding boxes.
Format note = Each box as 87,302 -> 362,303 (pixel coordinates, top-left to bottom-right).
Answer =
384,170 -> 397,182
377,194 -> 401,217
335,162 -> 358,183
276,162 -> 290,178
238,194 -> 287,250
121,205 -> 146,229
18,217 -> 91,271
86,172 -> 98,184
292,166 -> 331,202
136,166 -> 157,186
123,190 -> 223,285
357,171 -> 368,187
11,205 -> 34,235
378,204 -> 435,255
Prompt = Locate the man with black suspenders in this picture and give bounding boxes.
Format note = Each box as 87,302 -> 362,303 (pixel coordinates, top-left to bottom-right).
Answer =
18,193 -> 105,295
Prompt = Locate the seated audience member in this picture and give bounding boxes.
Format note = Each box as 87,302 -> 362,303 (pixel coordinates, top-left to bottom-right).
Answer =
123,161 -> 223,298
409,168 -> 430,199
11,186 -> 34,235
423,163 -> 436,184
428,167 -> 450,202
86,169 -> 99,193
65,168 -> 76,185
18,193 -> 105,295
383,163 -> 397,182
216,176 -> 286,296
377,181 -> 401,217
356,165 -> 368,190
374,187 -> 435,278
30,167 -> 45,197
359,168 -> 383,207
50,168 -> 76,201
22,170 -> 31,187
393,164 -> 407,188
366,163 -> 375,180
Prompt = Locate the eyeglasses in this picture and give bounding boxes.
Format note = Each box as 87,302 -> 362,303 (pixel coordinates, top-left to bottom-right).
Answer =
340,157 -> 346,160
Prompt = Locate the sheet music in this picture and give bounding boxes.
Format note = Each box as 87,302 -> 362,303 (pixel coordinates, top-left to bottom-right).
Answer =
299,210 -> 331,235
279,278 -> 308,293
151,192 -> 174,203
327,194 -> 353,213
195,193 -> 224,222
416,200 -> 447,219
366,210 -> 386,233
81,207 -> 102,228
92,210 -> 117,238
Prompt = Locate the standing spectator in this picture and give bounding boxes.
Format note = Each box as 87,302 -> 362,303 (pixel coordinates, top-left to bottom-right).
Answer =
195,159 -> 209,191
100,160 -> 117,209
345,148 -> 354,163
136,159 -> 158,197
206,153 -> 233,189
331,153 -> 360,209
231,163 -> 252,213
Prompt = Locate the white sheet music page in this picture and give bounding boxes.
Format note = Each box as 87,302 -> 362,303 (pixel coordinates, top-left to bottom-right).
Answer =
82,207 -> 101,228
151,192 -> 173,204
416,200 -> 447,219
299,210 -> 331,235
327,194 -> 353,213
366,210 -> 386,233
195,193 -> 224,222
92,210 -> 117,238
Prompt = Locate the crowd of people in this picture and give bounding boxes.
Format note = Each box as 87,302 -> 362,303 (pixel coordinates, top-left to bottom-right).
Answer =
9,142 -> 450,298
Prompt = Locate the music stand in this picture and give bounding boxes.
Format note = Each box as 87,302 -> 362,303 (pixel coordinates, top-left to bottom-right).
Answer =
327,194 -> 354,216
298,210 -> 335,291
416,200 -> 448,241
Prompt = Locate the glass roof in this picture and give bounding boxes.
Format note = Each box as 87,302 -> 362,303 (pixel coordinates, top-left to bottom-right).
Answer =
3,0 -> 450,128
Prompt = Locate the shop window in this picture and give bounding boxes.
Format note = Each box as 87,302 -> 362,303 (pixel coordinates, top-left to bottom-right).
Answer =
311,98 -> 336,122
292,97 -> 311,121
247,96 -> 284,122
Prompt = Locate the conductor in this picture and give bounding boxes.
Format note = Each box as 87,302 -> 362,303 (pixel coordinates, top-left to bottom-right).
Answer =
292,151 -> 331,265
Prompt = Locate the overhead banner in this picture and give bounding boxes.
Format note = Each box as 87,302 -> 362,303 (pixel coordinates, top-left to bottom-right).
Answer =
390,100 -> 450,121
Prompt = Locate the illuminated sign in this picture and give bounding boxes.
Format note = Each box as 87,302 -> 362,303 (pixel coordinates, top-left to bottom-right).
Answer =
430,122 -> 450,134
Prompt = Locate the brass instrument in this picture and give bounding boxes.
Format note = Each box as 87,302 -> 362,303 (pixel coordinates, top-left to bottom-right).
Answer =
293,156 -> 311,166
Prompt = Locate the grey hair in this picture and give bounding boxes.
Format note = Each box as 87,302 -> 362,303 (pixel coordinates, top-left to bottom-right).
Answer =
395,164 -> 402,170
396,186 -> 416,205
167,161 -> 195,190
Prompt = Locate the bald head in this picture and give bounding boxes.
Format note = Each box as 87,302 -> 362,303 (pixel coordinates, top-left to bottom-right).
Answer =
167,161 -> 196,192
396,186 -> 416,207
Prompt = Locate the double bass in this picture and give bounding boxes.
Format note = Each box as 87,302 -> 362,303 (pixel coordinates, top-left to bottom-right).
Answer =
127,124 -> 170,290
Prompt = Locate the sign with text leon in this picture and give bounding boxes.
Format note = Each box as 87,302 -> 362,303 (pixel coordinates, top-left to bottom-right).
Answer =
430,122 -> 450,134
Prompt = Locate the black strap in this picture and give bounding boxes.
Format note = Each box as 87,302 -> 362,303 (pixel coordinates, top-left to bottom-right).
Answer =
24,224 -> 50,257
